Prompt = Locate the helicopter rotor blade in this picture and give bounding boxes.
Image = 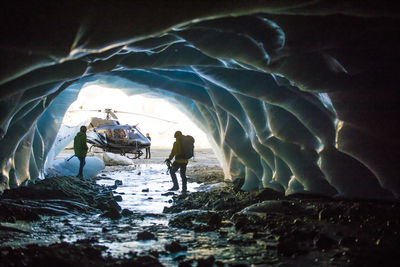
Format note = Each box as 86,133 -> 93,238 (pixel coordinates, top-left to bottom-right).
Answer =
113,110 -> 178,124
68,109 -> 103,113
110,111 -> 119,120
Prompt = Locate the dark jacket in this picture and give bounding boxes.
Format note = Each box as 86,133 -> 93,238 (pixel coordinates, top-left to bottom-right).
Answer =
74,132 -> 88,158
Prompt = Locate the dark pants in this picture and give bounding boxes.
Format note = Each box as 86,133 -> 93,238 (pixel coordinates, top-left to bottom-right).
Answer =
78,156 -> 86,177
170,162 -> 187,190
145,147 -> 151,159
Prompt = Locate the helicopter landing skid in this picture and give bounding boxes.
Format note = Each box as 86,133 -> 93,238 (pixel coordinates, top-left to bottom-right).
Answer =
126,150 -> 144,160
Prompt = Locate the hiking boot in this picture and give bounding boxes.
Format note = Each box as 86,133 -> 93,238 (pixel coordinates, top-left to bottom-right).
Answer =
168,186 -> 179,191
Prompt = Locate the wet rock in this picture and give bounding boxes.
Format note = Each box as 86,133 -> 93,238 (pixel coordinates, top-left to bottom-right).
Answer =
210,199 -> 227,210
250,188 -> 285,201
0,202 -> 41,222
96,199 -> 121,212
165,241 -> 187,253
114,195 -> 123,202
169,210 -> 222,231
161,192 -> 175,196
137,231 -> 157,240
137,171 -> 141,175
0,223 -> 31,234
290,228 -> 316,242
241,200 -> 301,216
196,256 -> 215,267
142,188 -> 149,192
231,213 -> 265,232
233,177 -> 244,192
179,259 -> 195,267
277,237 -> 303,256
114,180 -> 123,186
173,255 -> 186,261
318,206 -> 341,222
339,236 -> 358,248
169,213 -> 194,229
100,207 -> 122,220
121,208 -> 133,216
313,234 -> 337,249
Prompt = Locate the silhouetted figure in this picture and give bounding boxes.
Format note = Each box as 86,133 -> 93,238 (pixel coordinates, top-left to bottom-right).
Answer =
165,131 -> 188,192
73,126 -> 88,178
145,133 -> 151,159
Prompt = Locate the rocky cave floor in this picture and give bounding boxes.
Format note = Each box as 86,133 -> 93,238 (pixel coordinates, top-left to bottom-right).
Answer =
0,164 -> 400,266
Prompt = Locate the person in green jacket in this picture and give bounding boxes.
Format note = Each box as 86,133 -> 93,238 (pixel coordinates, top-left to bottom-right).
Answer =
73,126 -> 88,178
165,131 -> 188,192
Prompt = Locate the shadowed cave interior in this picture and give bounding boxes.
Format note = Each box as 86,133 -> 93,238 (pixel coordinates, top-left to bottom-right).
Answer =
1,1 -> 399,200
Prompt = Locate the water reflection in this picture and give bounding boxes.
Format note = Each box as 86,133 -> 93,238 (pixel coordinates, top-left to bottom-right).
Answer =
97,164 -> 199,213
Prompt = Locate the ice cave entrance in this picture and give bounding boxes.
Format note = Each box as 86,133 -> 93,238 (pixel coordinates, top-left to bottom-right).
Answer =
45,85 -> 216,176
65,85 -> 211,148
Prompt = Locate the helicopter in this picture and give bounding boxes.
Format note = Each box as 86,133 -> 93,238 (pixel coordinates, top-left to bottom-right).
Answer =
69,108 -> 177,159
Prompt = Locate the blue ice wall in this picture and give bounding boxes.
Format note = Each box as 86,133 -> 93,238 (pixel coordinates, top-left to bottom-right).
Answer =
1,4 -> 399,199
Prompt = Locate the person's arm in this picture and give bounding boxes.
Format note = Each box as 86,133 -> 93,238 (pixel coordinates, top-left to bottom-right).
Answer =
168,142 -> 178,160
82,134 -> 88,152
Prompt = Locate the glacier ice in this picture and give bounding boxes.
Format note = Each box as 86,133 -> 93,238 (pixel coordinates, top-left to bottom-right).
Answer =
101,152 -> 134,166
1,2 -> 399,199
46,156 -> 105,179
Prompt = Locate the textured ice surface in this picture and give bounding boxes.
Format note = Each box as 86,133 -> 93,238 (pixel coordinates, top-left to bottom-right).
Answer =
102,152 -> 134,166
1,2 -> 399,199
44,123 -> 89,170
47,157 -> 105,178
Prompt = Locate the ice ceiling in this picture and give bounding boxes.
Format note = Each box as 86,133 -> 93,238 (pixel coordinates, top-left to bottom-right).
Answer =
1,2 -> 399,199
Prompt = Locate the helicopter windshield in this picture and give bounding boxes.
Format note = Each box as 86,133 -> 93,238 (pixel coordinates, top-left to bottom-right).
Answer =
126,128 -> 141,139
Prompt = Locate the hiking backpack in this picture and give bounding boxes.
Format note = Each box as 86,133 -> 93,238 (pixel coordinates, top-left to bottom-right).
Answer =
180,135 -> 195,159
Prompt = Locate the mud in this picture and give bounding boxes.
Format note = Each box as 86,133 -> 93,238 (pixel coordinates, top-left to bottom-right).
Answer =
1,150 -> 400,266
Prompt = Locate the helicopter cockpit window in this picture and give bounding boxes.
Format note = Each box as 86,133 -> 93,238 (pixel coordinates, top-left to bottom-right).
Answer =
113,129 -> 126,139
127,128 -> 140,139
106,130 -> 112,138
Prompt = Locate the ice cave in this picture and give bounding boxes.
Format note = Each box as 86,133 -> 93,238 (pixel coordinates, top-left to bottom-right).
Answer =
1,1 -> 400,266
2,1 -> 399,199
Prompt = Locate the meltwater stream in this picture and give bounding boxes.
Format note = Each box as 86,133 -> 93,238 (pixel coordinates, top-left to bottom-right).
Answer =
93,164 -> 205,259
2,162 -> 271,266
14,163 -> 220,266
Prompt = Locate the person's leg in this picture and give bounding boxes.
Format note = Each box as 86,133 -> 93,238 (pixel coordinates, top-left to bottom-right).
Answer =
169,162 -> 180,190
78,157 -> 85,177
145,147 -> 149,158
149,147 -> 151,159
179,163 -> 187,192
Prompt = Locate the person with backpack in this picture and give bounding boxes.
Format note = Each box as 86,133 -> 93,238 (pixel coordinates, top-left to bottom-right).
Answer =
165,130 -> 194,192
73,126 -> 88,178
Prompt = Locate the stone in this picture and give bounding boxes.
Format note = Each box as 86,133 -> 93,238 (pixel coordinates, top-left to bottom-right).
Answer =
314,234 -> 337,249
121,208 -> 134,216
165,241 -> 187,253
114,195 -> 123,202
137,231 -> 157,240
100,208 -> 122,220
